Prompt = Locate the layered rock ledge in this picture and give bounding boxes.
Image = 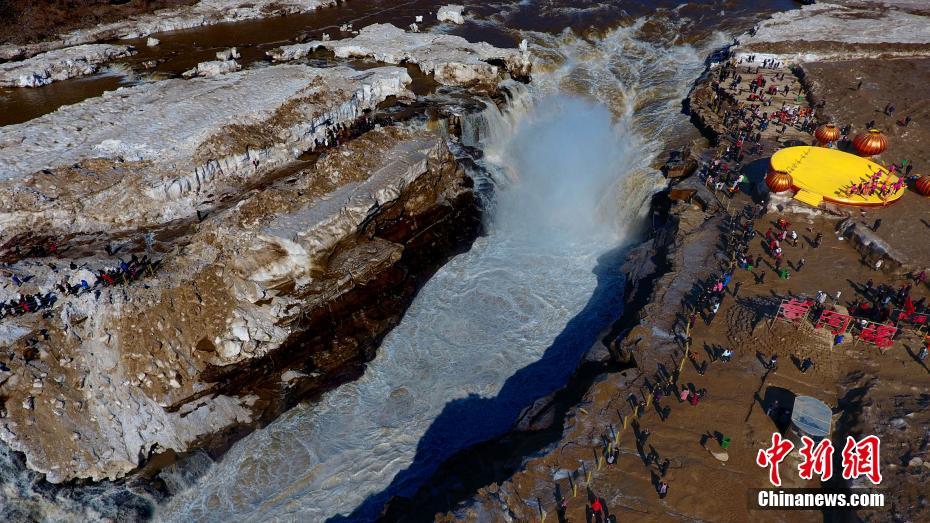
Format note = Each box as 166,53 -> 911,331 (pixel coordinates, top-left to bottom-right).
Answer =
270,23 -> 532,87
0,64 -> 412,242
0,122 -> 481,483
0,44 -> 136,88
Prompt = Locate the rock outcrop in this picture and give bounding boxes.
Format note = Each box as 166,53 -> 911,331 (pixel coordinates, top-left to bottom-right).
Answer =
0,44 -> 136,88
270,23 -> 531,86
0,123 -> 482,483
0,64 -> 413,242
0,0 -> 339,62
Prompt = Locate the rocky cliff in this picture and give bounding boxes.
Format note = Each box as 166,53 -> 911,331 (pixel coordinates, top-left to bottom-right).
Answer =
0,122 -> 482,483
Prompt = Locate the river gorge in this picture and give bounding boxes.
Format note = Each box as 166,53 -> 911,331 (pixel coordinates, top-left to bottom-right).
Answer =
1,1 -> 838,521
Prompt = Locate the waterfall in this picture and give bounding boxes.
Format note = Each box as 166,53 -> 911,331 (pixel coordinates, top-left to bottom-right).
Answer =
154,16 -> 726,522
459,81 -> 532,152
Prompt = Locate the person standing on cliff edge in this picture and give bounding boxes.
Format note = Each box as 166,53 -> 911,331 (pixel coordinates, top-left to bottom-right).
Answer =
658,481 -> 669,499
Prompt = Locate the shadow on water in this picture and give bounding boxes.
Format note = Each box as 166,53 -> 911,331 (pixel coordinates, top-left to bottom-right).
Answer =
327,245 -> 630,522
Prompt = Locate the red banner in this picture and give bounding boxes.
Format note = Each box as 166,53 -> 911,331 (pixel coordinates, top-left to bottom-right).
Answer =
857,322 -> 897,350
893,309 -> 929,328
777,299 -> 813,324
816,310 -> 852,335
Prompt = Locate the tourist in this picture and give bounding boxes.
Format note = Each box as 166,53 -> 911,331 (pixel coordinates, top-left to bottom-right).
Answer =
658,481 -> 669,499
873,218 -> 882,231
606,447 -> 619,465
766,400 -> 779,417
874,259 -> 883,271
800,358 -> 813,373
797,258 -> 805,271
767,354 -> 778,370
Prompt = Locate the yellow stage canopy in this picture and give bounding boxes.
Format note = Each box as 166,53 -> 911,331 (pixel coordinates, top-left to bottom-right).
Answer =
769,146 -> 905,207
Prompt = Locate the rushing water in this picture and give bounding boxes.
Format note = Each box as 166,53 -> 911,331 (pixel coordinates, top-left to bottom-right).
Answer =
155,14 -> 730,523
1,1 -> 799,521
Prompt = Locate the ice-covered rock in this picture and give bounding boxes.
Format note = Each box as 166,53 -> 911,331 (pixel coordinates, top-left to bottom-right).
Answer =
270,23 -> 531,86
437,5 -> 466,24
0,64 -> 413,241
738,2 -> 930,62
216,47 -> 241,61
0,0 -> 340,62
0,44 -> 135,88
0,123 -> 478,483
146,37 -> 160,47
182,59 -> 242,78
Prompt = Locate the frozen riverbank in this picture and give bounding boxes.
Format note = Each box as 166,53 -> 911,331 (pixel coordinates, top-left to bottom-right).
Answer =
0,0 -> 338,62
270,23 -> 530,87
738,1 -> 930,61
0,64 -> 412,240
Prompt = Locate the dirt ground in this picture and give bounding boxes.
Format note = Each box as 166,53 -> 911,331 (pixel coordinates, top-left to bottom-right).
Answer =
0,0 -> 196,46
803,58 -> 930,267
526,209 -> 930,523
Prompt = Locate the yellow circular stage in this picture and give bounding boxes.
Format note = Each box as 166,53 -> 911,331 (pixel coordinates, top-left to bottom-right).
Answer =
769,146 -> 906,207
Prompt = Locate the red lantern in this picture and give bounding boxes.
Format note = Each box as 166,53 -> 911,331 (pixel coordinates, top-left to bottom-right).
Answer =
852,129 -> 887,157
915,175 -> 930,197
814,124 -> 840,146
766,169 -> 793,193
